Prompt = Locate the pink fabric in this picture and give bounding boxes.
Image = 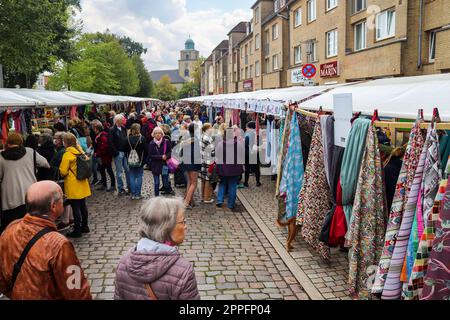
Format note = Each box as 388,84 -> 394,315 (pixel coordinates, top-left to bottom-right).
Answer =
153,138 -> 163,147
70,106 -> 77,119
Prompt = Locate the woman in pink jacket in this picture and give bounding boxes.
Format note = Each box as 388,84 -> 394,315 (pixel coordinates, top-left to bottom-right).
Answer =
114,197 -> 200,300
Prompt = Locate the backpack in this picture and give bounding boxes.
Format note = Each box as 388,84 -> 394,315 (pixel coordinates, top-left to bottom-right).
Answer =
73,128 -> 88,152
75,153 -> 92,180
128,136 -> 143,168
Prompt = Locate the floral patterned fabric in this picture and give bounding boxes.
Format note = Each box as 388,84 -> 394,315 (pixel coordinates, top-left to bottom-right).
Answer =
372,118 -> 426,294
421,178 -> 450,300
297,118 -> 332,260
279,112 -> 304,223
348,125 -> 387,299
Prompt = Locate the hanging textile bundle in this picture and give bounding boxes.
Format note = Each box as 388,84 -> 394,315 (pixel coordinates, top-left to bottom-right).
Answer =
297,117 -> 332,260
275,110 -> 293,197
348,124 -> 387,299
421,178 -> 450,300
278,111 -> 305,225
381,125 -> 431,300
320,115 -> 335,190
372,113 -> 426,294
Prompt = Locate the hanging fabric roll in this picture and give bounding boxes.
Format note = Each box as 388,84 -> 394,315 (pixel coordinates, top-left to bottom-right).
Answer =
270,120 -> 279,175
321,115 -> 335,190
420,178 -> 450,300
340,118 -> 371,238
265,117 -> 273,165
278,111 -> 305,251
381,126 -> 430,300
297,117 -> 332,260
403,179 -> 447,299
348,124 -> 387,299
275,110 -> 292,196
372,114 -> 426,294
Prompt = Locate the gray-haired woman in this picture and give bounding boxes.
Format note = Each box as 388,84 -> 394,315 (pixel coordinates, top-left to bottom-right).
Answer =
114,197 -> 200,300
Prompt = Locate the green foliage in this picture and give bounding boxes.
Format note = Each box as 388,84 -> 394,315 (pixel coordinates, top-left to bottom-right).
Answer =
155,75 -> 178,101
191,57 -> 205,87
177,81 -> 200,100
82,31 -> 147,57
48,39 -> 139,95
131,55 -> 154,97
0,0 -> 81,87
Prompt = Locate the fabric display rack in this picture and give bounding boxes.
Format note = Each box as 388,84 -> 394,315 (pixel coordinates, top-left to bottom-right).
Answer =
180,73 -> 450,300
0,89 -> 159,143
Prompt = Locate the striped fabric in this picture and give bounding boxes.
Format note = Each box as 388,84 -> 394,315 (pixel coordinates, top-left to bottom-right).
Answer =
381,128 -> 429,299
372,118 -> 426,294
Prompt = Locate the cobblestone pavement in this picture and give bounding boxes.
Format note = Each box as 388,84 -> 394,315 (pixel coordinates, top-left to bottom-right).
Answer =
238,175 -> 351,300
70,171 -> 308,300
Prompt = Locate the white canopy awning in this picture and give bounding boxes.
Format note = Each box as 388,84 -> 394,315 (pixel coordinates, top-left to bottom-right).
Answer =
300,74 -> 450,120
64,91 -> 119,104
0,89 -> 41,107
7,89 -> 91,107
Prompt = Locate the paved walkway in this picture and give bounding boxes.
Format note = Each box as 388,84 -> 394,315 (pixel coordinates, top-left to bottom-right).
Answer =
238,176 -> 351,300
73,171 -> 308,300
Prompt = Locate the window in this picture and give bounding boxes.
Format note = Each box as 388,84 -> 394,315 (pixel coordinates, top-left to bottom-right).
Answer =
307,0 -> 316,22
326,0 -> 338,11
353,0 -> 367,13
294,45 -> 302,64
255,60 -> 260,76
255,34 -> 260,50
294,8 -> 302,27
429,31 -> 436,62
307,41 -> 317,63
265,58 -> 270,73
255,6 -> 260,24
326,29 -> 338,57
272,24 -> 279,40
376,9 -> 396,41
186,54 -> 190,60
272,54 -> 279,70
354,21 -> 366,51
274,0 -> 286,12
185,69 -> 189,77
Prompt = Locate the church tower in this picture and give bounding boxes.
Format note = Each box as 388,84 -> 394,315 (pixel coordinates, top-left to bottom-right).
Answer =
179,36 -> 199,81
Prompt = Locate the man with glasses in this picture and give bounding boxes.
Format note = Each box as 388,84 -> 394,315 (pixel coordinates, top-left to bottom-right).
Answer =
0,181 -> 91,300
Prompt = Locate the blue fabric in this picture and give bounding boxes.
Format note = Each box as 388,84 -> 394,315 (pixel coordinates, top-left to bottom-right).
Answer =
129,167 -> 144,197
217,176 -> 240,209
137,238 -> 177,253
114,152 -> 130,192
279,113 -> 304,222
340,118 -> 371,227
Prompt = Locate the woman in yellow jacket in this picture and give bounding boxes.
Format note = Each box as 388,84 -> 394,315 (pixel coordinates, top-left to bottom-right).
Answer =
60,133 -> 92,238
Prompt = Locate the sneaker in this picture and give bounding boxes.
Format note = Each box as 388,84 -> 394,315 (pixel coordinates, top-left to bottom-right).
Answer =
216,203 -> 223,208
67,230 -> 82,238
81,226 -> 90,234
118,190 -> 126,196
57,222 -> 71,232
243,183 -> 250,188
135,196 -> 143,200
256,182 -> 262,187
237,184 -> 245,189
203,199 -> 215,204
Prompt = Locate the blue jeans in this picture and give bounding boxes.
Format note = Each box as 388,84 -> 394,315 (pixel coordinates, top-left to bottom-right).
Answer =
153,174 -> 171,197
217,176 -> 239,209
129,167 -> 144,197
114,152 -> 130,192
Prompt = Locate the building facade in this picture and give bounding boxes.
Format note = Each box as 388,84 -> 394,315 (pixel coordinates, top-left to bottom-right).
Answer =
200,0 -> 450,94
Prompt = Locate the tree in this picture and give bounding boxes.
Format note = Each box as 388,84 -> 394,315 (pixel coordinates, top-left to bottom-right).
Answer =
132,55 -> 154,97
48,39 -> 139,95
155,75 -> 178,101
0,0 -> 81,88
177,81 -> 199,100
190,57 -> 205,88
82,31 -> 147,57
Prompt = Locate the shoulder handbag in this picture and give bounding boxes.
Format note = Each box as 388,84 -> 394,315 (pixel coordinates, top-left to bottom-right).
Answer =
9,227 -> 54,292
164,140 -> 179,174
145,283 -> 158,300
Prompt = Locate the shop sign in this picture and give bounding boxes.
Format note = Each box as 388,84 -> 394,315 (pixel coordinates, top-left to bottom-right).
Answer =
320,61 -> 339,78
243,80 -> 253,91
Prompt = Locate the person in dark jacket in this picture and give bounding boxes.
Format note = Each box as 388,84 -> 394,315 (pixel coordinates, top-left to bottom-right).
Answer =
215,127 -> 244,210
114,197 -> 199,300
93,121 -> 116,192
36,133 -> 56,181
108,114 -> 130,195
125,123 -> 148,200
180,124 -> 201,209
148,127 -> 172,197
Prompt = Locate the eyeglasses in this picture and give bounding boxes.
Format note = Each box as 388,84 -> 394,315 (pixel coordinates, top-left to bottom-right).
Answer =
176,219 -> 187,226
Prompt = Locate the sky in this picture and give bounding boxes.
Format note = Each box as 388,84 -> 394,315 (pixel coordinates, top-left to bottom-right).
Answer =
78,0 -> 254,71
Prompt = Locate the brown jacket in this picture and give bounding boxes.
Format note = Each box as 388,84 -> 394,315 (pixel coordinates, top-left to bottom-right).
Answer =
0,214 -> 92,300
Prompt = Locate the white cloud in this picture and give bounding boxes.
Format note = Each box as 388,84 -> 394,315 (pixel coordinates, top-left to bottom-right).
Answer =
78,0 -> 252,71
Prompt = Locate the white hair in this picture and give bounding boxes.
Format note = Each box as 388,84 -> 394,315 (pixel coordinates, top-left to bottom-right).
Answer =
139,197 -> 185,243
152,126 -> 165,138
114,114 -> 125,125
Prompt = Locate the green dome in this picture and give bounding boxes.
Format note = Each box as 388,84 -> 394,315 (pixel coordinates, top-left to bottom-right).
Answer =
185,38 -> 195,50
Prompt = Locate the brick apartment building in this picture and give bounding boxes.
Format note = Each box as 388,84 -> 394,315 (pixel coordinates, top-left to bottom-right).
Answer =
201,0 -> 450,95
